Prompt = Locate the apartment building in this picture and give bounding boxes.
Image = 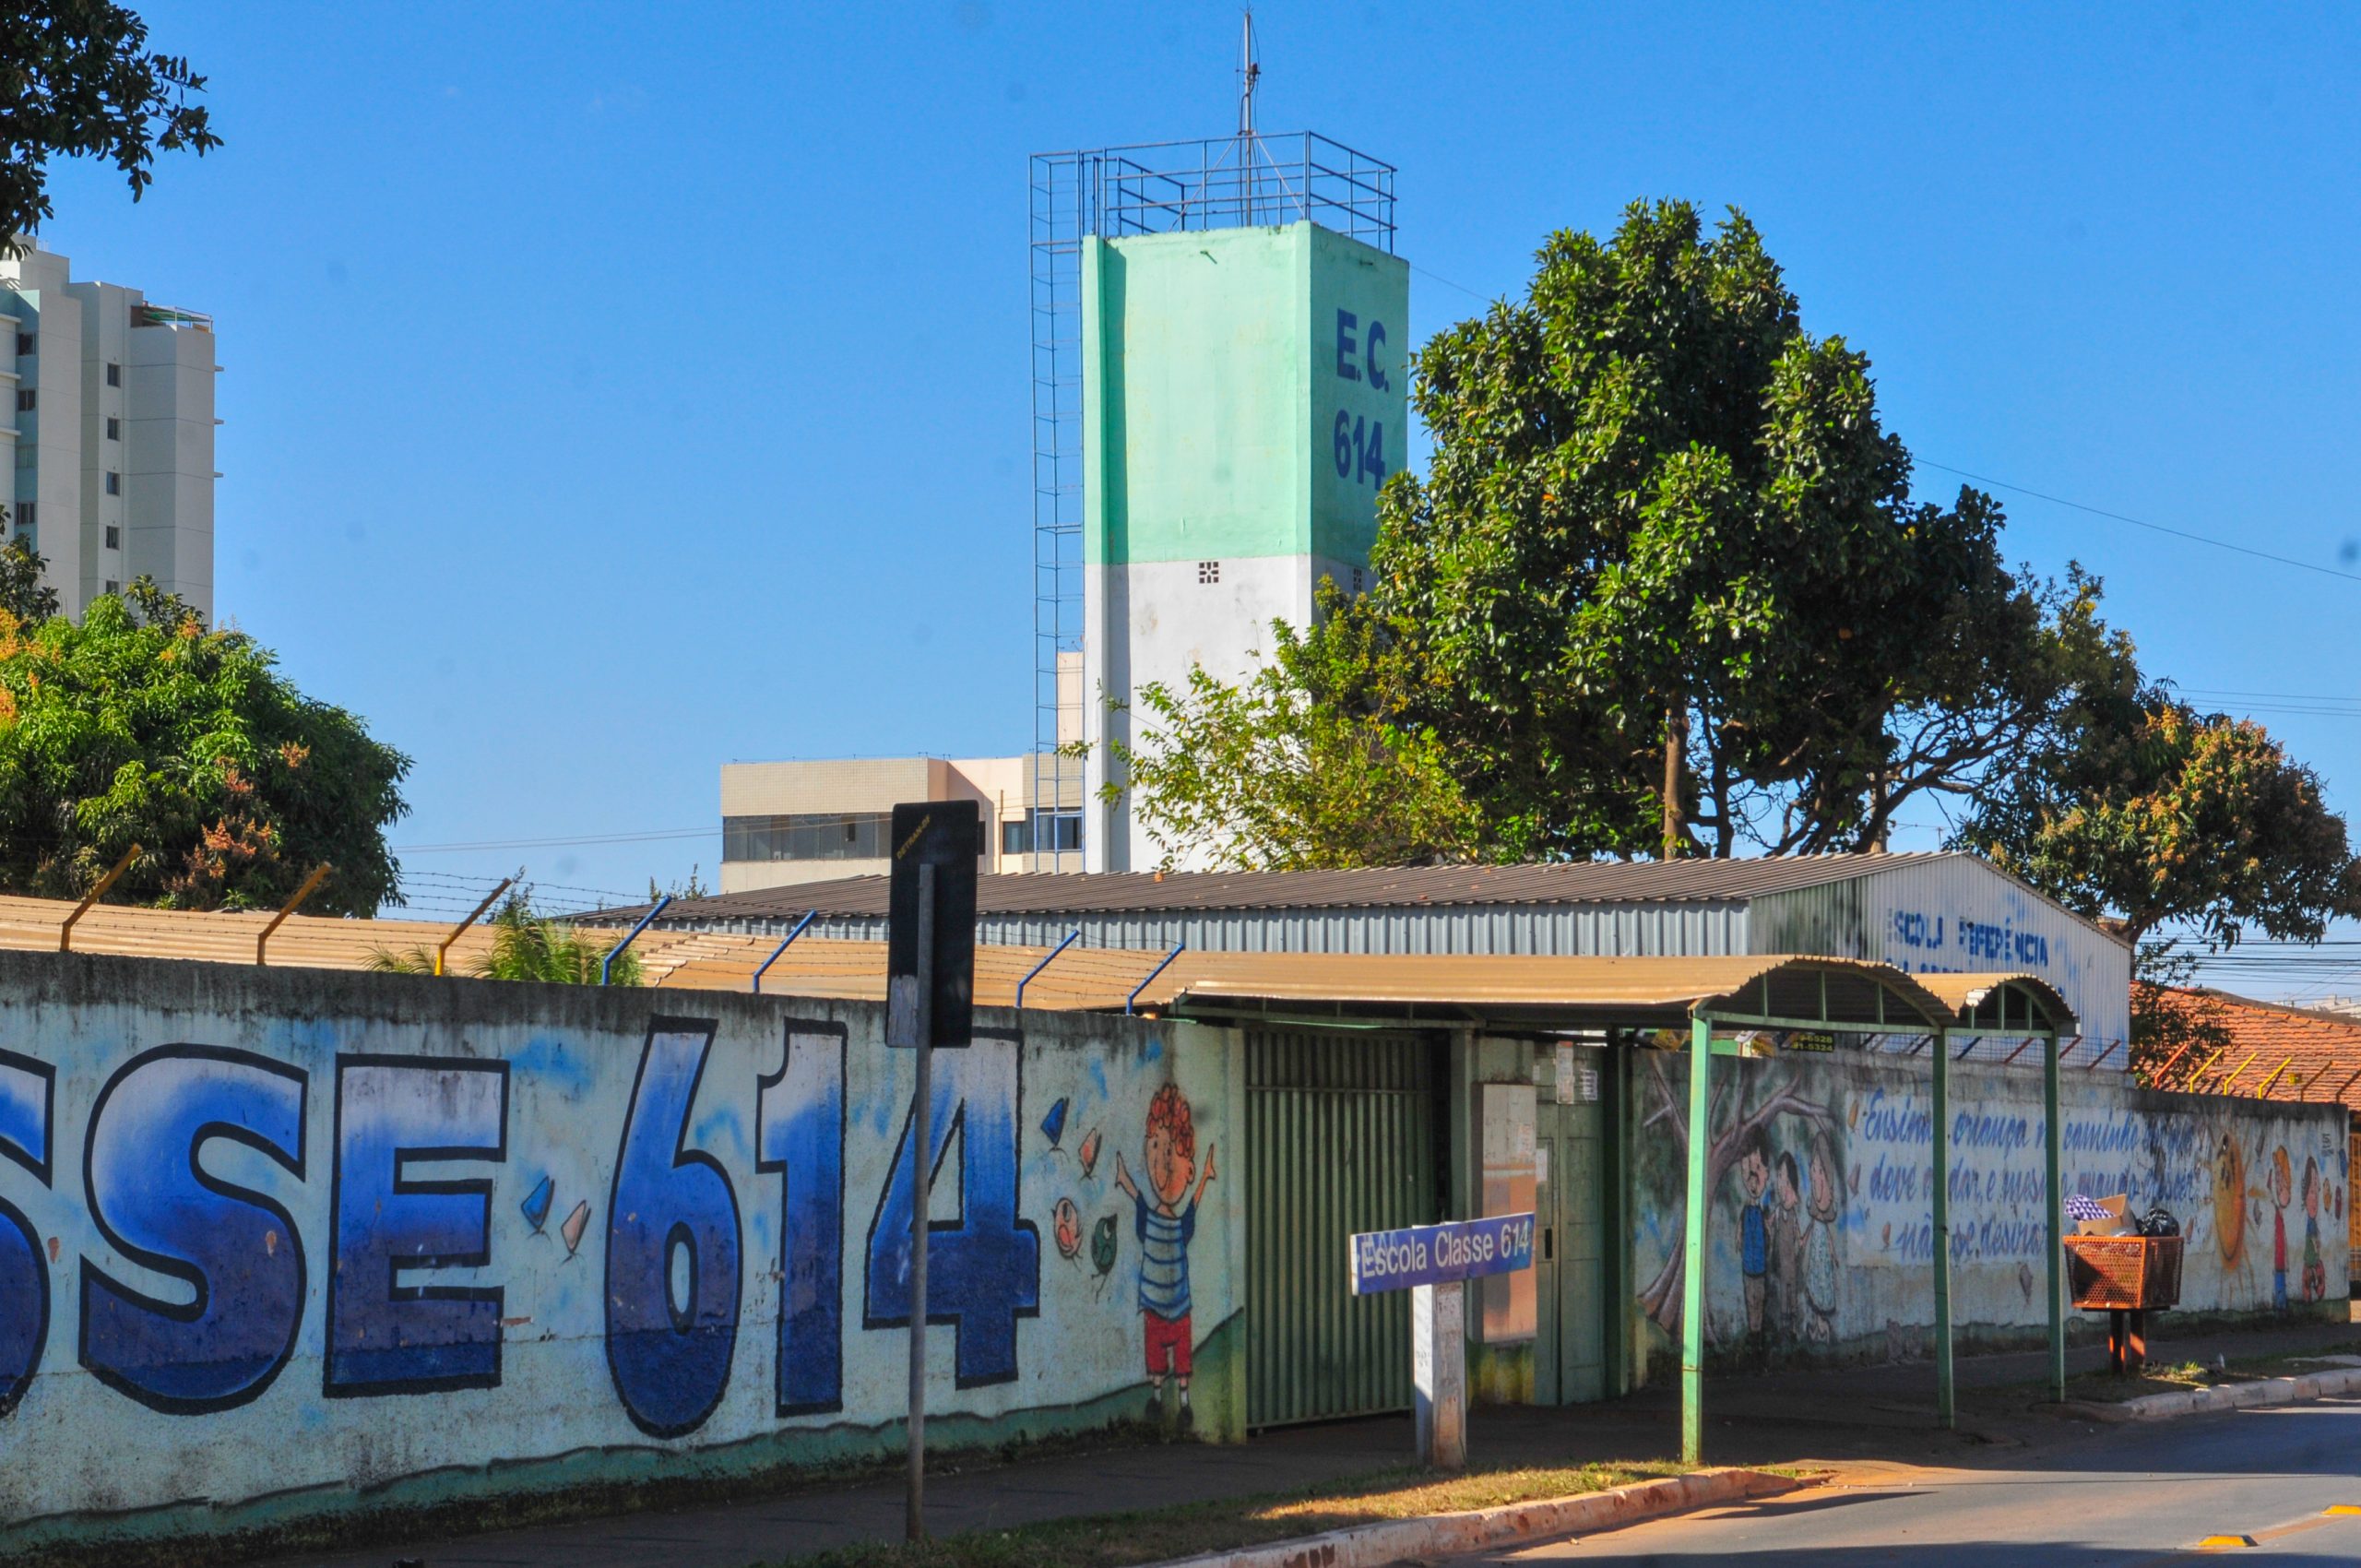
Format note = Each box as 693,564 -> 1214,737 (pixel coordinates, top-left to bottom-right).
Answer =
718,754 -> 1083,893
0,242 -> 217,622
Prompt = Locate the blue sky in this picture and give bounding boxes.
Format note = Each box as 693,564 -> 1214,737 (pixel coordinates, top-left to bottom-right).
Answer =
38,4 -> 2361,988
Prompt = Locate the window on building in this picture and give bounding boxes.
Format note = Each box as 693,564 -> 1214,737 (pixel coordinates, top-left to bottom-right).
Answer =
15,502 -> 31,531
104,417 -> 119,441
1000,809 -> 1083,857
102,580 -> 119,596
12,334 -> 29,358
1198,560 -> 1220,585
103,525 -> 120,550
13,389 -> 31,412
721,812 -> 899,864
105,362 -> 120,387
104,472 -> 119,496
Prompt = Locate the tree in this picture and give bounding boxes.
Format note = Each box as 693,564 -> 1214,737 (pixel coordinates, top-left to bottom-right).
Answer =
1962,682 -> 2361,952
1960,677 -> 2361,1076
1102,603 -> 1484,871
0,0 -> 219,246
0,536 -> 56,624
0,581 -> 411,915
1112,200 -> 2117,864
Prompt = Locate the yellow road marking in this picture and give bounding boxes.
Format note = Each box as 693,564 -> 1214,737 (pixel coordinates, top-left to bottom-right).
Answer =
2198,1536 -> 2257,1549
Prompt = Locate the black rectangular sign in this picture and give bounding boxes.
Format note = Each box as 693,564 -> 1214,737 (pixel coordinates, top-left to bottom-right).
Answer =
886,800 -> 978,1048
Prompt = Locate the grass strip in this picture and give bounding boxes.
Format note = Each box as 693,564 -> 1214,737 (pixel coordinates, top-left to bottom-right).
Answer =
2055,1338 -> 2361,1404
754,1459 -> 1693,1568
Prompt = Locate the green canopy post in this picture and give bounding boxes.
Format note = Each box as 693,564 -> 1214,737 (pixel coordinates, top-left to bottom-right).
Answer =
1682,1012 -> 1712,1466
1933,1027 -> 1954,1429
2045,1033 -> 2066,1402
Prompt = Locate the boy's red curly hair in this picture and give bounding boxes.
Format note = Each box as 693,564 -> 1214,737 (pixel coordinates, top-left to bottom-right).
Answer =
1145,1082 -> 1194,1161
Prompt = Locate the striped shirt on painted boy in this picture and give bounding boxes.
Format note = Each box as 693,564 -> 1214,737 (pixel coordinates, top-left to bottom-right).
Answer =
1134,1195 -> 1198,1321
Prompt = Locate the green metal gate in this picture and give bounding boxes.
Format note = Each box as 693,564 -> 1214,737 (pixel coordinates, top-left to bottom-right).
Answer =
1245,1028 -> 1438,1427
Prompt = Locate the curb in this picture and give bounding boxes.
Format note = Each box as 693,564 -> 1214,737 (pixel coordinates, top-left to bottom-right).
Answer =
2063,1365 -> 2361,1423
1145,1467 -> 1805,1568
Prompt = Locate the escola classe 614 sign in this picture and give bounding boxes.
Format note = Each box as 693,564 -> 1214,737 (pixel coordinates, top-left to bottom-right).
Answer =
1347,1214 -> 1536,1295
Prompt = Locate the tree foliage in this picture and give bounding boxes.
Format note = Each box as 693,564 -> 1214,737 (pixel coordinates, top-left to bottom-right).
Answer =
0,578 -> 410,915
1961,681 -> 2361,950
0,535 -> 56,624
1113,200 -> 2121,866
1100,603 -> 1483,871
0,0 -> 218,246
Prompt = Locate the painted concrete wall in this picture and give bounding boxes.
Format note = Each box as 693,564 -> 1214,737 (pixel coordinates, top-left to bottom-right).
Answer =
1630,1045 -> 2348,1376
1753,856 -> 2134,1057
0,951 -> 1243,1557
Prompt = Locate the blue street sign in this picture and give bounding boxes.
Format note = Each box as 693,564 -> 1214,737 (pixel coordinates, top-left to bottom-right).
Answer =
1347,1214 -> 1536,1296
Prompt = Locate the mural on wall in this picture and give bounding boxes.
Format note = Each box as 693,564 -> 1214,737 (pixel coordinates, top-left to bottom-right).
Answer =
1112,1083 -> 1217,1425
1632,1046 -> 2349,1368
0,966 -> 1241,1544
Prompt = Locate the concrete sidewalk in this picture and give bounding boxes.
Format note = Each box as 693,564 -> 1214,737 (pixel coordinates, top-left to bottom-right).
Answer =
257,1314 -> 2361,1568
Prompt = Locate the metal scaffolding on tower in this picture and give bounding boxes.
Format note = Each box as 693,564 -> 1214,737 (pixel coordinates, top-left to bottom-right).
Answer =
1027,51 -> 1395,872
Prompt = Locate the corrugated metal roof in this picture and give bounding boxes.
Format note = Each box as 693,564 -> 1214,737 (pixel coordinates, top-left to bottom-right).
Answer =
1130,951 -> 1954,1027
1916,972 -> 2078,1035
0,894 -> 2083,1040
620,852 -> 1972,927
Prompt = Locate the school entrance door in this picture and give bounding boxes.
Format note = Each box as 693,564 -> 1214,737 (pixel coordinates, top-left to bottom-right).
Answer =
1536,1045 -> 1611,1404
1243,1028 -> 1439,1428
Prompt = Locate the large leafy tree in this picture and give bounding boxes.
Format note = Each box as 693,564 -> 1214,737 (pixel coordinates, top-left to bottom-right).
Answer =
1961,677 -> 2361,1081
1114,200 -> 2118,864
0,0 -> 218,245
0,577 -> 410,915
1961,681 -> 2361,952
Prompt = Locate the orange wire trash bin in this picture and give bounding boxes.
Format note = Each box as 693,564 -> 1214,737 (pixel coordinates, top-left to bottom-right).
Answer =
2063,1234 -> 2183,1373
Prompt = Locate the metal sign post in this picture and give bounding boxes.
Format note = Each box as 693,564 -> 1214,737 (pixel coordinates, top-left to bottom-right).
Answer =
1348,1214 -> 1536,1469
885,802 -> 979,1541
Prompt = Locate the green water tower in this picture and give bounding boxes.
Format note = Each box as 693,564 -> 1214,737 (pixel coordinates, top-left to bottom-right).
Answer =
1029,134 -> 1406,872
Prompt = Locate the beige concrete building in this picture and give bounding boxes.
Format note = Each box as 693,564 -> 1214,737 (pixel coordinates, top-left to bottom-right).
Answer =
719,754 -> 1082,892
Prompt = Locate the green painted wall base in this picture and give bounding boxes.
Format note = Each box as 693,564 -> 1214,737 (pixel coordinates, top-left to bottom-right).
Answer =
6,1313 -> 1248,1568
1468,1340 -> 1536,1406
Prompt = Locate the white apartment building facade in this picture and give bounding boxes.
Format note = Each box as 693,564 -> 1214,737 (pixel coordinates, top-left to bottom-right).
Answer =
718,754 -> 1082,893
0,242 -> 216,622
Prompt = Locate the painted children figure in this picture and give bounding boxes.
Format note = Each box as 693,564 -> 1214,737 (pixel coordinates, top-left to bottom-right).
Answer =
1802,1131 -> 1842,1345
1769,1149 -> 1805,1341
1735,1133 -> 1771,1341
2302,1156 -> 2327,1304
2270,1146 -> 2294,1311
1115,1083 -> 1217,1426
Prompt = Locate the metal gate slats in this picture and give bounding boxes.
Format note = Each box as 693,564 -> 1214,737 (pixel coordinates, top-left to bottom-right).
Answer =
1245,1028 -> 1435,1428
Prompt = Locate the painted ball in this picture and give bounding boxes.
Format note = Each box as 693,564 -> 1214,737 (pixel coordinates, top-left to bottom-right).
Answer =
1090,1213 -> 1119,1276
1053,1197 -> 1083,1259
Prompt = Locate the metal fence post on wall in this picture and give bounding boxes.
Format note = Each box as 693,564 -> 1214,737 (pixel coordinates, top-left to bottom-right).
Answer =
600,896 -> 670,986
1014,930 -> 1080,1009
435,876 -> 513,977
1932,1028 -> 1954,1429
1681,1012 -> 1712,1467
255,864 -> 332,967
58,843 -> 139,953
751,909 -> 817,994
2046,1032 -> 2066,1402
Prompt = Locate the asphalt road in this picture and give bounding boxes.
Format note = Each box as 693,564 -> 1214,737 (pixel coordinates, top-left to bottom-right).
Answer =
1458,1398 -> 2361,1566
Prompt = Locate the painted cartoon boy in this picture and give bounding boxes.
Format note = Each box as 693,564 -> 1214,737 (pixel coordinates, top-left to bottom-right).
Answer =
1769,1150 -> 1805,1342
1735,1133 -> 1771,1340
2271,1146 -> 2294,1312
1115,1082 -> 1217,1426
2302,1156 -> 2327,1304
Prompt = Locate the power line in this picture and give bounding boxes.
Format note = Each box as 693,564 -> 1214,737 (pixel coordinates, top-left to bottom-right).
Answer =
1916,462 -> 2361,587
393,826 -> 712,853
